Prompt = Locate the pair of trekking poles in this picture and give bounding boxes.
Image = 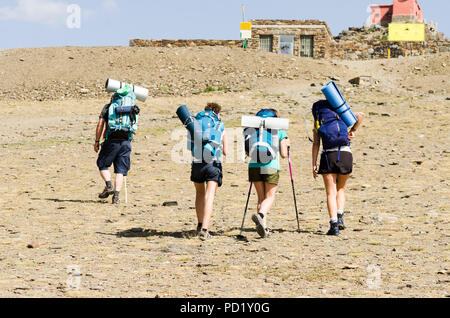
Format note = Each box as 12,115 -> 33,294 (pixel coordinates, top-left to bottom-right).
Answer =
238,147 -> 300,238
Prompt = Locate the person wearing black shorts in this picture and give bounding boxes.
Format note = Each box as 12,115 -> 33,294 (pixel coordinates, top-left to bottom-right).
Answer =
312,101 -> 365,235
94,93 -> 137,205
190,103 -> 228,241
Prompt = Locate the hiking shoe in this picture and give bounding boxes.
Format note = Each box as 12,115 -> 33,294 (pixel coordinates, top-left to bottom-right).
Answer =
252,214 -> 267,238
112,194 -> 120,205
99,186 -> 114,199
199,230 -> 212,241
338,214 -> 346,230
327,222 -> 340,236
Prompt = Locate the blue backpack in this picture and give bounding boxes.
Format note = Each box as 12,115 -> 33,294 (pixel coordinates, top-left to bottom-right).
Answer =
244,109 -> 278,164
106,92 -> 139,141
313,100 -> 349,150
189,110 -> 225,162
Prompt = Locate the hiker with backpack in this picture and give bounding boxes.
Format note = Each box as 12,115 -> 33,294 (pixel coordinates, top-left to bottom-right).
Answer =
94,84 -> 140,204
244,109 -> 290,238
188,103 -> 228,241
312,100 -> 364,235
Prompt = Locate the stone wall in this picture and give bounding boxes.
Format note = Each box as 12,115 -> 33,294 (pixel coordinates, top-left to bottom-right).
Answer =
130,39 -> 244,48
329,39 -> 450,60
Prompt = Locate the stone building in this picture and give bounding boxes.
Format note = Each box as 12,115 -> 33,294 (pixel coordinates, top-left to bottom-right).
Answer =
246,20 -> 334,58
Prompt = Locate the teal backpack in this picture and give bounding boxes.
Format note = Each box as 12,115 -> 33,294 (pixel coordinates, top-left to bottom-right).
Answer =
106,92 -> 139,141
189,111 -> 225,163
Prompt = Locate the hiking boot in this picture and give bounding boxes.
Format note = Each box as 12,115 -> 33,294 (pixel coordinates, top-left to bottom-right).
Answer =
112,194 -> 120,205
327,222 -> 340,236
99,186 -> 114,199
199,230 -> 212,241
252,214 -> 267,238
338,214 -> 346,230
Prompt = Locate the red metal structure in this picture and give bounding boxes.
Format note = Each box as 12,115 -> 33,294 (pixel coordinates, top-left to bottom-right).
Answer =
370,0 -> 423,26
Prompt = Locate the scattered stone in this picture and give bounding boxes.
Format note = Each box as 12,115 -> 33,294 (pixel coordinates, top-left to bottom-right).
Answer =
342,265 -> 359,270
162,201 -> 178,207
329,76 -> 340,81
27,243 -> 39,249
349,76 -> 373,86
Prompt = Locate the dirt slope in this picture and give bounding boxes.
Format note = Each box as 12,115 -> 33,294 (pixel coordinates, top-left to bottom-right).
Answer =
0,47 -> 449,298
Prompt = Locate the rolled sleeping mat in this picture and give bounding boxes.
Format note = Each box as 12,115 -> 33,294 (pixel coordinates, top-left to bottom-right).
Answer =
176,105 -> 202,141
242,116 -> 290,130
321,81 -> 358,127
105,78 -> 149,102
114,106 -> 132,114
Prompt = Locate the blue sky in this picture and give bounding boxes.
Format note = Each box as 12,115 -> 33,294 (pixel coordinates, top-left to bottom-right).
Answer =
0,0 -> 448,49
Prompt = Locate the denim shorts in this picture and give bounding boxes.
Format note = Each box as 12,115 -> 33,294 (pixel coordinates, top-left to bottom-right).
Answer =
97,140 -> 132,176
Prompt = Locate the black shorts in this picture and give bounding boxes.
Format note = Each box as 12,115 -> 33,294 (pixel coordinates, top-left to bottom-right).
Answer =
191,162 -> 223,187
97,140 -> 132,176
318,151 -> 353,175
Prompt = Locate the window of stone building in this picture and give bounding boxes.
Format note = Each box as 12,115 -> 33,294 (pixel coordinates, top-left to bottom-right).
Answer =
259,35 -> 273,52
300,35 -> 314,57
279,35 -> 295,55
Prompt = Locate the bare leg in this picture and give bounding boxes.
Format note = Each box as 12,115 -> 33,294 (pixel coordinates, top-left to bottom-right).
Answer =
115,174 -> 124,192
336,174 -> 350,211
253,182 -> 265,214
100,170 -> 111,183
323,174 -> 338,219
201,181 -> 218,230
259,183 -> 278,228
194,183 -> 206,225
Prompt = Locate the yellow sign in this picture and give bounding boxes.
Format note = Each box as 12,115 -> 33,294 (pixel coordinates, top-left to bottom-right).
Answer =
240,22 -> 252,30
388,23 -> 425,42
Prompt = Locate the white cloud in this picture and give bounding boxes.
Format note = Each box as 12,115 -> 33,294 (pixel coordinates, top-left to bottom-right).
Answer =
101,0 -> 118,11
0,0 -> 70,25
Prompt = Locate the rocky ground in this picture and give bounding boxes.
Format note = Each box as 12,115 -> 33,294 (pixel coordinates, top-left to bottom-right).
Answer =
0,47 -> 448,298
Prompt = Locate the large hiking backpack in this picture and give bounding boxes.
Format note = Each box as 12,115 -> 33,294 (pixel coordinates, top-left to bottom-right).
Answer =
313,100 -> 350,150
244,109 -> 279,164
106,92 -> 139,141
189,110 -> 225,162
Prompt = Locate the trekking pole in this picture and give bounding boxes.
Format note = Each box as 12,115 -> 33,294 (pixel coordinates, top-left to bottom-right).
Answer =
124,176 -> 128,204
239,182 -> 253,237
288,147 -> 301,232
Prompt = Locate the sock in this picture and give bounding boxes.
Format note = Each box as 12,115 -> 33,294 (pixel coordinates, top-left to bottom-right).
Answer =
330,217 -> 338,224
337,210 -> 344,216
114,191 -> 120,197
197,223 -> 203,230
106,181 -> 112,188
258,213 -> 265,219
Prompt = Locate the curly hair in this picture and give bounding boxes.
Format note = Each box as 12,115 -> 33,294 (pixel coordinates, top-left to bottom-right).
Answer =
205,102 -> 222,114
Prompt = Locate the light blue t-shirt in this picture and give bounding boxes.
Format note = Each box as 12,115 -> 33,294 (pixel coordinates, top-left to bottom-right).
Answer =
249,130 -> 288,171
